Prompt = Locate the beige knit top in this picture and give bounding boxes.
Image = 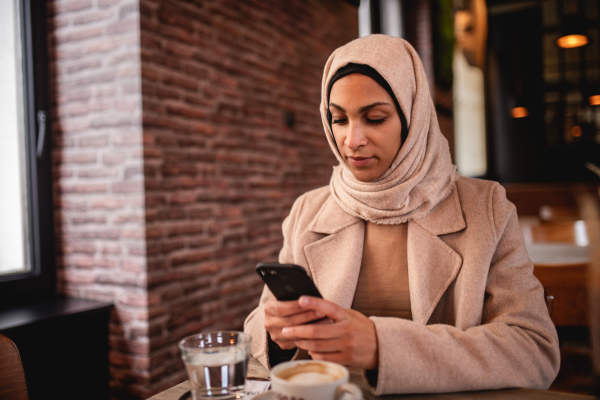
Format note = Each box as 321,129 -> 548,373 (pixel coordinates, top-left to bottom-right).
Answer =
352,222 -> 412,320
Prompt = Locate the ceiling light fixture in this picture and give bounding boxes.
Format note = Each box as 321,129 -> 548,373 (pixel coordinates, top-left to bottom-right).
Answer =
556,15 -> 589,49
511,106 -> 528,119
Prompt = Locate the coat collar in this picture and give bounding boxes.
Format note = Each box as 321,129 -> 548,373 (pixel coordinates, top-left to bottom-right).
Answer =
412,185 -> 466,235
308,195 -> 362,235
304,184 -> 465,324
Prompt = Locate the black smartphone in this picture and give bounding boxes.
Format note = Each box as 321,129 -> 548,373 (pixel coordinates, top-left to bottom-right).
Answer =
255,262 -> 322,301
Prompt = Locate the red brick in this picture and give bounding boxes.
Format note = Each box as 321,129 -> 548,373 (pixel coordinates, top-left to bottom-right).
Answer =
83,289 -> 116,302
73,9 -> 115,25
120,259 -> 146,273
112,180 -> 144,193
78,168 -> 118,178
110,351 -> 132,367
62,270 -> 97,284
59,183 -> 108,194
170,250 -> 211,267
63,243 -> 96,254
98,0 -> 120,8
106,18 -> 138,35
118,293 -> 147,308
91,197 -> 126,209
54,0 -> 93,14
59,151 -> 98,164
55,26 -> 103,44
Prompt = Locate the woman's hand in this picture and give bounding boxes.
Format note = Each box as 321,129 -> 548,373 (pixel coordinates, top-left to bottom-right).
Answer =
263,296 -> 326,350
281,296 -> 379,370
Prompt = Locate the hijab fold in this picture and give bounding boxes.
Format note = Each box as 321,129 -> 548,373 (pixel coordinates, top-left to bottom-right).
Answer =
320,35 -> 458,224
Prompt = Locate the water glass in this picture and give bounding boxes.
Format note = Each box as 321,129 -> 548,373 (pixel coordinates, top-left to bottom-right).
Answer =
179,331 -> 252,399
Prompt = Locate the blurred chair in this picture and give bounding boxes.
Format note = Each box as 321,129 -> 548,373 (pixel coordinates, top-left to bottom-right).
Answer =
521,218 -> 590,327
544,287 -> 554,318
0,334 -> 29,400
524,219 -> 589,247
539,205 -> 580,222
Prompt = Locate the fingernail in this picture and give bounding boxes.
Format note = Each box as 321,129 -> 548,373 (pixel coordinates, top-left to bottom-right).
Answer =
282,327 -> 290,336
299,296 -> 309,306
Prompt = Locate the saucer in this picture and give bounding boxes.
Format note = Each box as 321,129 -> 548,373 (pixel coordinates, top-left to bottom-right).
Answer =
252,391 -> 277,400
179,390 -> 276,400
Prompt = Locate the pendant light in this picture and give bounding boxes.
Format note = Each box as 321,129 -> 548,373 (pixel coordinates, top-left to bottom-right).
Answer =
556,14 -> 588,49
587,83 -> 600,106
511,106 -> 528,119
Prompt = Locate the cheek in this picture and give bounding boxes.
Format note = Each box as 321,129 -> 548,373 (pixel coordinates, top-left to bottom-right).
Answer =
381,128 -> 402,163
331,128 -> 345,148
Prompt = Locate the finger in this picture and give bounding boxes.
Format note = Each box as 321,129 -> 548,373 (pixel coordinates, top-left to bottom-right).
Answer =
298,296 -> 347,321
313,317 -> 335,325
282,320 -> 340,340
264,298 -> 306,318
265,310 -> 324,330
308,351 -> 347,364
294,338 -> 342,353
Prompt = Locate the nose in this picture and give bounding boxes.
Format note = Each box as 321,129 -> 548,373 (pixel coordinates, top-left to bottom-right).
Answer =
345,122 -> 368,150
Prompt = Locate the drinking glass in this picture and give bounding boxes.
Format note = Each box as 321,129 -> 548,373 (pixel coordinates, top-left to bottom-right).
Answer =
179,331 -> 252,399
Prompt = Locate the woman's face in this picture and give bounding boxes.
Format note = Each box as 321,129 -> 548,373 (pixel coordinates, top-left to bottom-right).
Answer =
329,73 -> 402,183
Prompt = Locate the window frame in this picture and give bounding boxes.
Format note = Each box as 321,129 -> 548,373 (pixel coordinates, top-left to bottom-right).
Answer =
0,0 -> 56,309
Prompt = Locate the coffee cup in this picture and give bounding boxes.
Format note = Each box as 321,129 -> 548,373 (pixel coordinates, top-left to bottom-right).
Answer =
270,360 -> 362,400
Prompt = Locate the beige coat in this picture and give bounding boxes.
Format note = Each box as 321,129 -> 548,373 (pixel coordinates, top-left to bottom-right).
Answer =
244,176 -> 560,395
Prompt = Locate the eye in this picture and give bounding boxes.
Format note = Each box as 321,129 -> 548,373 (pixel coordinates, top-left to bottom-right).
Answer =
332,117 -> 348,125
366,118 -> 386,125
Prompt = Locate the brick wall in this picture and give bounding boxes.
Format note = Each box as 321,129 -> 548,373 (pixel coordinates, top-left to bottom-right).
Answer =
139,0 -> 357,395
49,0 -> 358,398
48,1 -> 148,399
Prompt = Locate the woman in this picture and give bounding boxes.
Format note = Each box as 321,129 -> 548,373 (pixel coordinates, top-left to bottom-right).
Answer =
244,34 -> 559,395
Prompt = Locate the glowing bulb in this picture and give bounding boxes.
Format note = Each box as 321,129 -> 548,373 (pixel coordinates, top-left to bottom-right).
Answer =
556,34 -> 588,49
511,107 -> 528,118
590,95 -> 600,106
571,126 -> 582,137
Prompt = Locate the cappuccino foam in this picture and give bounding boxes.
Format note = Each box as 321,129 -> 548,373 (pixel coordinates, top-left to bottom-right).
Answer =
286,371 -> 336,384
276,362 -> 344,385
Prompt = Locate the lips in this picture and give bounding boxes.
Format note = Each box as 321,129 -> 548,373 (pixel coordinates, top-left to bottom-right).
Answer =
348,156 -> 373,168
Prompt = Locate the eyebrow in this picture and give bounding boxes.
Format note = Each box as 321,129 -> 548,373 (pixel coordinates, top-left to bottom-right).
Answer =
329,102 -> 393,114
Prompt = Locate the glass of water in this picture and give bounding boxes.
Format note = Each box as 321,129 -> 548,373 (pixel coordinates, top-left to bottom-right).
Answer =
179,331 -> 252,399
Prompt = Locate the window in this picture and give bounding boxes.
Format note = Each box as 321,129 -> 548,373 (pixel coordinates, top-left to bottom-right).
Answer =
0,0 -> 56,309
1,0 -> 29,276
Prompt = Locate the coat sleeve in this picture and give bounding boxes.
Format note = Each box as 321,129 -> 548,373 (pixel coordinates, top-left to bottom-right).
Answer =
369,183 -> 561,395
243,194 -> 308,370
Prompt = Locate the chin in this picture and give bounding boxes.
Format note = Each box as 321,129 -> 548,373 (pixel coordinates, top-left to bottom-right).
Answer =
351,171 -> 377,183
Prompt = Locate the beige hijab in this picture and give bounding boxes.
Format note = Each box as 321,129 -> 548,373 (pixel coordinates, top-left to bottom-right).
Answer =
320,34 -> 458,224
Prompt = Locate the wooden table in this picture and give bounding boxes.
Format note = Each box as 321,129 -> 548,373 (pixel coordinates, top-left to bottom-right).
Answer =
526,243 -> 589,266
526,242 -> 590,326
148,357 -> 596,400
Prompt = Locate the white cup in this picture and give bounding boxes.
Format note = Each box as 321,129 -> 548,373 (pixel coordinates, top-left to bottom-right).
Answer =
270,360 -> 362,400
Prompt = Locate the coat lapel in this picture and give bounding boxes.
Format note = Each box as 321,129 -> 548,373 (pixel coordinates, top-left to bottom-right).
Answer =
408,186 -> 465,324
303,185 -> 466,323
304,197 -> 364,308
